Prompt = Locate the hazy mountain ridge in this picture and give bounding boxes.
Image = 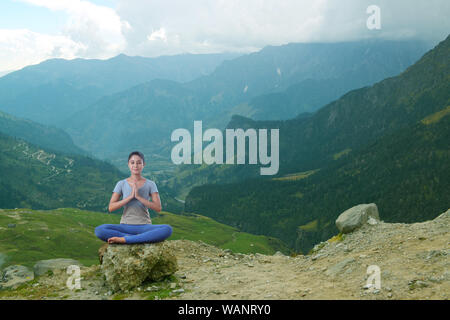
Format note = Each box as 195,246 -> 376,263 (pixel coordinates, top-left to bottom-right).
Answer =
238,78 -> 353,121
0,52 -> 240,125
0,110 -> 87,156
185,39 -> 432,106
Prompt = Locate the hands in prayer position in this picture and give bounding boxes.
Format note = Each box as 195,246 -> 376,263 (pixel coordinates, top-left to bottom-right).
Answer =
107,181 -> 140,244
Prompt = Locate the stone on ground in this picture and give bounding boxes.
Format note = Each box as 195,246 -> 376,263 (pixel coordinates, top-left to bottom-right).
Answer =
0,265 -> 34,289
100,242 -> 178,292
33,258 -> 81,277
336,203 -> 380,234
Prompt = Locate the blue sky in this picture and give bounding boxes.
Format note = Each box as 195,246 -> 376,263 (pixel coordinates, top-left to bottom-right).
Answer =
0,1 -> 64,34
0,0 -> 116,33
0,0 -> 449,73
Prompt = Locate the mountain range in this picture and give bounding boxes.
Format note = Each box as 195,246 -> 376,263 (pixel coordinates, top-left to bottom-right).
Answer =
167,36 -> 447,197
0,52 -> 240,126
184,34 -> 450,253
0,110 -> 86,156
58,39 -> 432,174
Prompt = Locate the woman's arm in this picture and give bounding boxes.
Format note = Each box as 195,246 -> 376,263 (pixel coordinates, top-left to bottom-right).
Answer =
108,191 -> 134,213
136,192 -> 162,213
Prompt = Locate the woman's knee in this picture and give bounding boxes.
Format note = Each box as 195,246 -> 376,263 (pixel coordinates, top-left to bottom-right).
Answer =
95,224 -> 108,239
162,224 -> 173,237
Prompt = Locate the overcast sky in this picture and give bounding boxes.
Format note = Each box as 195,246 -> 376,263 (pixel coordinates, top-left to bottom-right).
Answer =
0,0 -> 449,72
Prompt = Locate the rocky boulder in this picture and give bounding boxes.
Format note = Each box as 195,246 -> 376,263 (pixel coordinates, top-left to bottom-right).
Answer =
33,258 -> 81,277
335,203 -> 380,234
100,242 -> 178,292
0,265 -> 34,289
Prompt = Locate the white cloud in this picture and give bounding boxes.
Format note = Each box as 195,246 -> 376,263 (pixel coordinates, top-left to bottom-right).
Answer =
147,28 -> 168,42
0,28 -> 86,71
1,0 -> 449,71
116,0 -> 450,58
19,0 -> 130,56
0,0 -> 131,70
117,0 -> 328,57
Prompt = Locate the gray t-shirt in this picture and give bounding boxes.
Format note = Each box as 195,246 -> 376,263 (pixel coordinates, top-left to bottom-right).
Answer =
112,178 -> 159,224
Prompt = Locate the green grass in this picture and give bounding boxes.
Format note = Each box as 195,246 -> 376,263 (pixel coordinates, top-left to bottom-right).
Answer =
291,192 -> 304,199
0,208 -> 114,269
0,207 -> 290,269
298,219 -> 318,232
421,105 -> 450,125
327,232 -> 345,243
136,275 -> 182,300
153,211 -> 290,254
333,148 -> 352,160
272,169 -> 319,181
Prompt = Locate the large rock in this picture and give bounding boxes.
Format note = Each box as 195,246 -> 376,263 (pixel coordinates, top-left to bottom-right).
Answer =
336,203 -> 380,234
33,258 -> 81,277
0,265 -> 34,289
100,242 -> 178,292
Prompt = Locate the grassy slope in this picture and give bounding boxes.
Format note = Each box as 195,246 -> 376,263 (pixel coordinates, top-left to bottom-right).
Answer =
0,208 -> 290,269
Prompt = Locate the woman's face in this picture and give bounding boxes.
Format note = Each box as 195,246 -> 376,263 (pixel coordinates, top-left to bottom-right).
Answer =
128,155 -> 145,175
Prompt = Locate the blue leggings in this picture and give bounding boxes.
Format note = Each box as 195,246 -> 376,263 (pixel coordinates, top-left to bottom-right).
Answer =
95,224 -> 173,244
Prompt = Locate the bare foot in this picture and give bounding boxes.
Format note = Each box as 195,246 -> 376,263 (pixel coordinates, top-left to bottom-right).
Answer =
107,237 -> 126,244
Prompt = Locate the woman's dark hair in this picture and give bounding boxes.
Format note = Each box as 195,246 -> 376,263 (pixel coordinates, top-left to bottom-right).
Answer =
128,151 -> 145,164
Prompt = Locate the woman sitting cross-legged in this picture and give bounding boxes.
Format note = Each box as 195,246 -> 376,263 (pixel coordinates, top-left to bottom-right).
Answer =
95,151 -> 172,244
